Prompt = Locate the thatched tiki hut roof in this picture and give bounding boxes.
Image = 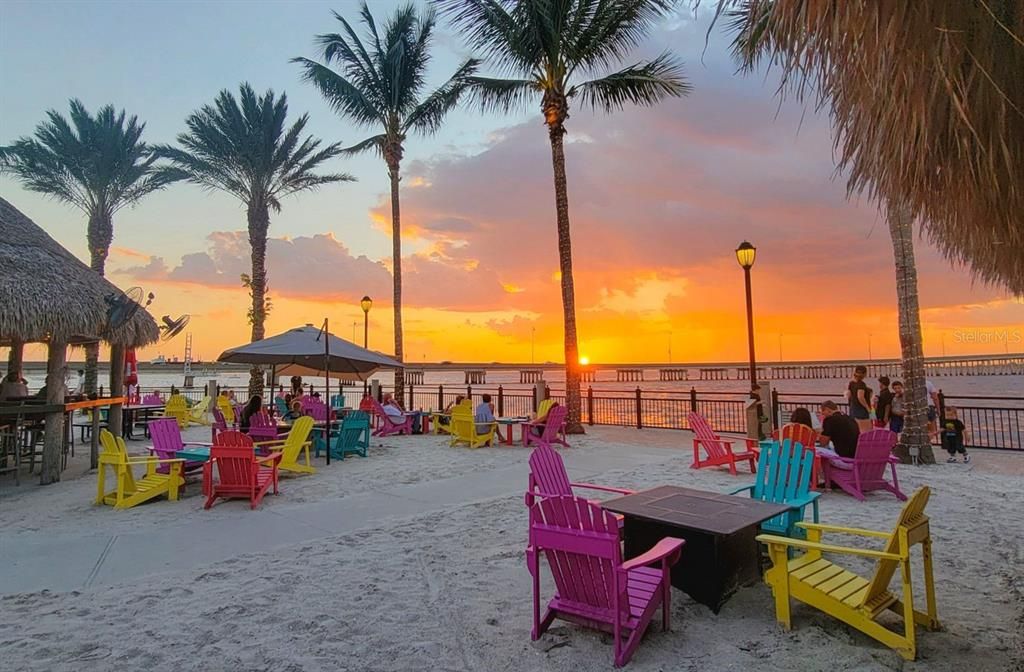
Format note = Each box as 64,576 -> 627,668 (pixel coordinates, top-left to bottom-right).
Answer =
0,196 -> 159,485
0,197 -> 159,347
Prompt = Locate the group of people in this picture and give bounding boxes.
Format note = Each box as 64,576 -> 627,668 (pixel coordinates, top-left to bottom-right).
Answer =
783,364 -> 969,463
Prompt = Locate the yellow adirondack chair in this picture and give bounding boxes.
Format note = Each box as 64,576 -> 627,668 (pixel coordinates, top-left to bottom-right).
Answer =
434,399 -> 472,435
449,405 -> 497,449
255,416 -> 315,475
162,394 -> 190,429
95,429 -> 184,509
536,398 -> 554,421
217,395 -> 236,425
188,395 -> 211,425
758,486 -> 939,660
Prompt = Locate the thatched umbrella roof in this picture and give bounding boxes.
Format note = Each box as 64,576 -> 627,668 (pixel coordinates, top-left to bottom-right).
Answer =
722,1 -> 1024,294
0,196 -> 159,347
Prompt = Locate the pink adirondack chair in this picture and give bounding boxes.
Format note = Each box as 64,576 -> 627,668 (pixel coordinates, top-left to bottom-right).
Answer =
686,412 -> 758,475
142,393 -> 163,405
246,409 -> 279,442
528,495 -> 685,667
822,429 -> 906,501
368,398 -> 413,437
203,431 -> 281,510
211,406 -> 236,442
148,417 -> 210,474
522,405 -> 570,449
302,399 -> 329,422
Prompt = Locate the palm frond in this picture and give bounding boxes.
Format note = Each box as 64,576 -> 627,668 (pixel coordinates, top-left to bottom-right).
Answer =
572,52 -> 691,112
340,134 -> 388,156
293,57 -> 384,127
464,76 -> 540,115
404,58 -> 480,134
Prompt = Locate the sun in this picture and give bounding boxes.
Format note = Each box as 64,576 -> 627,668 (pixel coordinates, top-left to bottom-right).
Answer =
578,356 -> 590,366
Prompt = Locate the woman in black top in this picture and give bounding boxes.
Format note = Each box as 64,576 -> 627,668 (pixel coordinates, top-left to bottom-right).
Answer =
239,395 -> 262,432
847,365 -> 873,431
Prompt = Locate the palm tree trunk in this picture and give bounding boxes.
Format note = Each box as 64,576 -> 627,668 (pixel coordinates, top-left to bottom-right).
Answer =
888,201 -> 935,464
40,340 -> 67,485
247,201 -> 270,398
387,154 -> 405,406
85,209 -> 113,396
546,122 -> 584,434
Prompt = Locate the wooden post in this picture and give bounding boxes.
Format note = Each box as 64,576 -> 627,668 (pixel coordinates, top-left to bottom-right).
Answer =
109,344 -> 125,438
635,387 -> 643,429
771,388 -> 780,427
438,384 -> 444,411
6,338 -> 24,377
497,385 -> 504,417
689,387 -> 698,413
587,386 -> 594,425
408,382 -> 414,410
90,405 -> 100,469
40,340 -> 67,485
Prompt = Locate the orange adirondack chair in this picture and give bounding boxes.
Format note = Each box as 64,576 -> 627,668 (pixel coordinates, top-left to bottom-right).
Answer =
203,431 -> 281,510
686,412 -> 758,475
773,423 -> 823,489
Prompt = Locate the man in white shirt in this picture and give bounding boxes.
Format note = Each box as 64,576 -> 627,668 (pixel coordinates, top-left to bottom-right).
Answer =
382,394 -> 406,421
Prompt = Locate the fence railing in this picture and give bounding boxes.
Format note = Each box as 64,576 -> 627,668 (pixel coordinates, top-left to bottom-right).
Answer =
123,382 -> 1022,451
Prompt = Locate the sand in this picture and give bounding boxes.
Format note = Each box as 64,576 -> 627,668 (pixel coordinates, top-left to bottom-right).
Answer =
0,425 -> 1021,672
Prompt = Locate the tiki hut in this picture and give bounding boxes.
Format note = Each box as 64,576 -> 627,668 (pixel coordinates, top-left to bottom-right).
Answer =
0,196 -> 159,484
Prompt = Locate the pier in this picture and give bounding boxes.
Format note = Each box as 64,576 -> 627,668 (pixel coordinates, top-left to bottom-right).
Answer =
616,369 -> 644,382
464,370 -> 486,385
519,369 -> 544,383
659,368 -> 689,381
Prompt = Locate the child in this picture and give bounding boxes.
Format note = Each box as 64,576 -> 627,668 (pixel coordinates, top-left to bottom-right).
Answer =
941,407 -> 970,463
875,376 -> 893,429
889,381 -> 905,434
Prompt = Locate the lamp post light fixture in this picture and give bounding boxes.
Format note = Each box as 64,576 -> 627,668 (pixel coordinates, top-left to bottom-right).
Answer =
360,296 -> 372,349
735,241 -> 758,387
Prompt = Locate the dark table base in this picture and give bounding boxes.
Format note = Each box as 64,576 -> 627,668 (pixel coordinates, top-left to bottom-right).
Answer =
622,518 -> 762,613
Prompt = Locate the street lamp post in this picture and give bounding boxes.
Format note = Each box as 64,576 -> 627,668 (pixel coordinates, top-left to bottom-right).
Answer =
360,296 -> 372,395
735,241 -> 758,387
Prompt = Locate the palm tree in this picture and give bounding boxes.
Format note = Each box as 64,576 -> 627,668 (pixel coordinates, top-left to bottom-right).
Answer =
1,100 -> 175,394
293,2 -> 477,405
723,1 -> 1024,462
436,0 -> 690,432
155,84 -> 354,396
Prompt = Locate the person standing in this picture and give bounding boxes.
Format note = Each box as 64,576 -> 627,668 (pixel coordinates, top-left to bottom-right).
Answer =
926,378 -> 940,438
817,400 -> 861,459
846,365 -> 873,432
889,381 -> 906,434
875,376 -> 894,429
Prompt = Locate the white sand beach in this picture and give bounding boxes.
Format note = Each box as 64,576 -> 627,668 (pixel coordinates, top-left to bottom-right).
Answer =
0,426 -> 1021,672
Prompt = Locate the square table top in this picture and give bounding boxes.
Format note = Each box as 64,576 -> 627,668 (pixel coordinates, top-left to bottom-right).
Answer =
497,416 -> 528,424
602,485 -> 793,536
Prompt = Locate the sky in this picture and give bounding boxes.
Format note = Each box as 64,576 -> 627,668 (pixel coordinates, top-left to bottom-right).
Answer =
1,0 -> 1021,365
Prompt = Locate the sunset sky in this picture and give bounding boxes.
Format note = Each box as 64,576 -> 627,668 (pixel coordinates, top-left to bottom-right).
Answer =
2,1 -> 1021,365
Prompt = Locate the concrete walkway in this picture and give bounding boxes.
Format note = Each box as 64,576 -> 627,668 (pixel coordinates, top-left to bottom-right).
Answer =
0,441 -> 676,595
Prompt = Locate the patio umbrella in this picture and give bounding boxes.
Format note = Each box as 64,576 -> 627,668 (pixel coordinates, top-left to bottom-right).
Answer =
217,324 -> 402,382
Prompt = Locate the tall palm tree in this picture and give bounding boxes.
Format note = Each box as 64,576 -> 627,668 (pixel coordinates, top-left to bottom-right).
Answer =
723,1 -> 1024,462
436,0 -> 690,432
155,84 -> 354,396
294,2 -> 477,405
1,100 -> 175,394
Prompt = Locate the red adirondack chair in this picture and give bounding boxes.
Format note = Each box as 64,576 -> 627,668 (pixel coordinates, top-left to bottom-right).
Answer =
528,495 -> 685,667
526,443 -> 633,508
203,431 -> 281,510
686,412 -> 758,475
148,417 -> 209,474
772,423 -> 823,489
822,429 -> 906,501
522,405 -> 570,450
246,409 -> 279,442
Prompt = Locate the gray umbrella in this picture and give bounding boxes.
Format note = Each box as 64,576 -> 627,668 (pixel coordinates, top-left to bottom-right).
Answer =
217,324 -> 402,381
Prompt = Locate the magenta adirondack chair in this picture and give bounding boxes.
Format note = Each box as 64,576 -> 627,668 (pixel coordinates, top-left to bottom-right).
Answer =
523,405 -> 570,450
211,406 -> 236,442
528,495 -> 685,667
822,429 -> 906,501
142,393 -> 163,405
687,412 -> 758,475
526,443 -> 633,508
246,409 -> 279,442
203,431 -> 281,510
368,398 -> 413,436
148,418 -> 209,474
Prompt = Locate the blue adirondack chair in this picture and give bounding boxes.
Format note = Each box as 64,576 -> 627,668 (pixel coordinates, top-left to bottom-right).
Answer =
274,396 -> 288,416
318,411 -> 370,460
729,438 -> 820,539
330,393 -> 346,410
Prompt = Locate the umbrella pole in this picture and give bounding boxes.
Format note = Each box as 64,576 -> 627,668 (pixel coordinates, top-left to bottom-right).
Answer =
323,318 -> 331,466
269,364 -> 276,410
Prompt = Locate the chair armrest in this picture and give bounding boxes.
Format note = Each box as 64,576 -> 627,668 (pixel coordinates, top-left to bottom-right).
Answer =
126,456 -> 184,465
756,534 -> 901,560
786,492 -> 822,508
620,538 -> 686,572
255,452 -> 282,465
570,482 -> 635,496
795,522 -> 890,538
728,484 -> 755,496
183,441 -> 213,447
252,438 -> 287,447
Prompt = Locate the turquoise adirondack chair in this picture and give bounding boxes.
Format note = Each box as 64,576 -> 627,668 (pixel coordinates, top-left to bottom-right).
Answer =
729,438 -> 820,539
314,411 -> 371,459
274,397 -> 288,416
330,393 -> 346,409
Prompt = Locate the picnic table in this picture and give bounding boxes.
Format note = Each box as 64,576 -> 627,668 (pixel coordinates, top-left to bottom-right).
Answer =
123,403 -> 165,440
603,485 -> 792,613
496,417 -> 529,444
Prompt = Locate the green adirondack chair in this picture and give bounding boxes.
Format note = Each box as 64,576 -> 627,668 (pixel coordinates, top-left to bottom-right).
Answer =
328,411 -> 370,459
729,438 -> 820,538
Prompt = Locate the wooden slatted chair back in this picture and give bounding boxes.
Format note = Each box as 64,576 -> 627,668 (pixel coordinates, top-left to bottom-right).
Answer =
248,409 -> 276,436
330,393 -> 345,408
274,397 -> 288,416
540,406 -> 567,443
164,395 -> 189,427
150,418 -> 184,458
280,416 -> 314,461
303,400 -> 328,422
852,429 -> 899,482
753,438 -> 814,502
687,412 -> 728,459
536,398 -> 554,420
529,444 -> 573,497
450,405 -> 476,442
530,495 -> 622,614
340,410 -> 370,440
212,406 -> 228,431
211,431 -> 255,486
142,393 -> 163,405
189,396 -> 211,421
862,486 -> 931,606
217,396 -> 236,424
779,423 -> 818,452
99,429 -> 136,490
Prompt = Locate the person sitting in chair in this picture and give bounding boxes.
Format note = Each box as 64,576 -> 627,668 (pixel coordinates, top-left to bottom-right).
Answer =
817,400 -> 860,459
382,393 -> 406,421
475,394 -> 496,434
